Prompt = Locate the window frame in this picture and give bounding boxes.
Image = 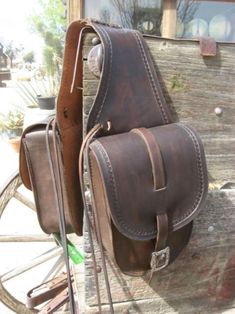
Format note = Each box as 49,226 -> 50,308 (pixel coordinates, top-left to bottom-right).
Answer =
68,0 -> 235,40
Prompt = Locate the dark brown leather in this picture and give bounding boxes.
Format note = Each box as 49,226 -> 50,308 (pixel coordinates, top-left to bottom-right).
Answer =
88,123 -> 207,274
155,213 -> 168,252
19,21 -> 90,235
19,19 -> 208,283
86,24 -> 173,133
22,127 -> 73,234
20,122 -> 47,190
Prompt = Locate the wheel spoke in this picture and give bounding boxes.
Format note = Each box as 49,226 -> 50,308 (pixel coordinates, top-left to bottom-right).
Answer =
1,246 -> 63,283
42,255 -> 65,283
14,191 -> 36,211
0,280 -> 37,314
0,172 -> 21,217
0,234 -> 54,242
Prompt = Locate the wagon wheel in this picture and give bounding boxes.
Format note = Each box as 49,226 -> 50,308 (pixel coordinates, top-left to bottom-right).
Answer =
0,171 -> 66,313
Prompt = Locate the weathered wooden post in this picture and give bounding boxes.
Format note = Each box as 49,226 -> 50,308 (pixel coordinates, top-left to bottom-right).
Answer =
81,34 -> 235,313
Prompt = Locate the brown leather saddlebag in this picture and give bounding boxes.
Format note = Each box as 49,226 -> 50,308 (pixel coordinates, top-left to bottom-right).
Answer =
19,20 -> 87,236
21,123 -> 74,234
88,123 -> 208,275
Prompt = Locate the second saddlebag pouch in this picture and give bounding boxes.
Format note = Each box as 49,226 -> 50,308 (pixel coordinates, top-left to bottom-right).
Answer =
88,122 -> 208,276
20,122 -> 82,234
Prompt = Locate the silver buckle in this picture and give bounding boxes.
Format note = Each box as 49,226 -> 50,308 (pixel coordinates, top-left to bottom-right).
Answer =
150,246 -> 170,272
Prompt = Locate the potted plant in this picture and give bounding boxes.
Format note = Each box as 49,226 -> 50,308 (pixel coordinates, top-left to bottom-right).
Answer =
16,77 -> 58,110
0,110 -> 24,153
35,75 -> 59,110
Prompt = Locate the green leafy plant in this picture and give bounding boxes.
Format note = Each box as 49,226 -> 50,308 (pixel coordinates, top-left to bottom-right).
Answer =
23,51 -> 35,64
0,110 -> 24,138
29,0 -> 65,96
16,81 -> 38,108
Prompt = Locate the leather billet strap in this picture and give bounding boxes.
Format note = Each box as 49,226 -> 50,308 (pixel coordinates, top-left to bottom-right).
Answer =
156,214 -> 168,252
79,123 -> 114,314
149,213 -> 169,282
45,119 -> 76,314
26,273 -> 69,309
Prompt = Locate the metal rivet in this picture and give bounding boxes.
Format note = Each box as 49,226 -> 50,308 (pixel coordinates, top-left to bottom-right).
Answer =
214,107 -> 223,116
96,265 -> 102,273
87,44 -> 103,78
63,108 -> 68,118
92,36 -> 101,46
106,121 -> 111,131
208,226 -> 214,232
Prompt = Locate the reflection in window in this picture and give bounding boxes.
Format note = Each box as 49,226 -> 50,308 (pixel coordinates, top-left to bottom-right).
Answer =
84,0 -> 163,35
177,0 -> 235,41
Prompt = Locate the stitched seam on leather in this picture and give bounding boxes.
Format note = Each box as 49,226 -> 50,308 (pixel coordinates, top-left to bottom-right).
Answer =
93,140 -> 155,237
92,25 -> 113,125
132,31 -> 169,124
174,123 -> 205,226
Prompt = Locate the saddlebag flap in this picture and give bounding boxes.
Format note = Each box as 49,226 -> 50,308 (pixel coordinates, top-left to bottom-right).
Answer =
89,122 -> 208,275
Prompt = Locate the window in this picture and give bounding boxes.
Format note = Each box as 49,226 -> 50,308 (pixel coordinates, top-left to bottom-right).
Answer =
177,0 -> 235,41
83,0 -> 235,41
84,0 -> 163,35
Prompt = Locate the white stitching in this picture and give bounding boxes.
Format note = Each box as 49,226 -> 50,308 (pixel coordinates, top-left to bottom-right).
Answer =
92,25 -> 113,125
132,31 -> 169,124
92,122 -> 206,237
174,123 -> 205,226
93,140 -> 154,237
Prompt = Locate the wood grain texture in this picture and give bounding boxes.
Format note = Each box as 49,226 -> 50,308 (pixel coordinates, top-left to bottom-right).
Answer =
67,0 -> 83,23
82,33 -> 235,313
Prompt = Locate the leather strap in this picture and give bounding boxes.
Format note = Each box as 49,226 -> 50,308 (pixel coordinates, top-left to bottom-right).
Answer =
79,123 -> 114,313
156,213 -> 168,252
38,287 -> 69,314
27,273 -> 68,309
46,119 -> 76,314
149,213 -> 169,282
131,128 -> 166,191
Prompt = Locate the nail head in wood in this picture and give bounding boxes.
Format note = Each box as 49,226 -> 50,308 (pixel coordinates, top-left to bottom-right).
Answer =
214,107 -> 223,116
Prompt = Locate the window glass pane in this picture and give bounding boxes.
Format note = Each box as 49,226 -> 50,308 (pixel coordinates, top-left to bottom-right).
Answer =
84,0 -> 163,35
177,0 -> 235,41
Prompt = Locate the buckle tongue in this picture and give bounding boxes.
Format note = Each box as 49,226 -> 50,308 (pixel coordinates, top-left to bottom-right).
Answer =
150,246 -> 170,272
